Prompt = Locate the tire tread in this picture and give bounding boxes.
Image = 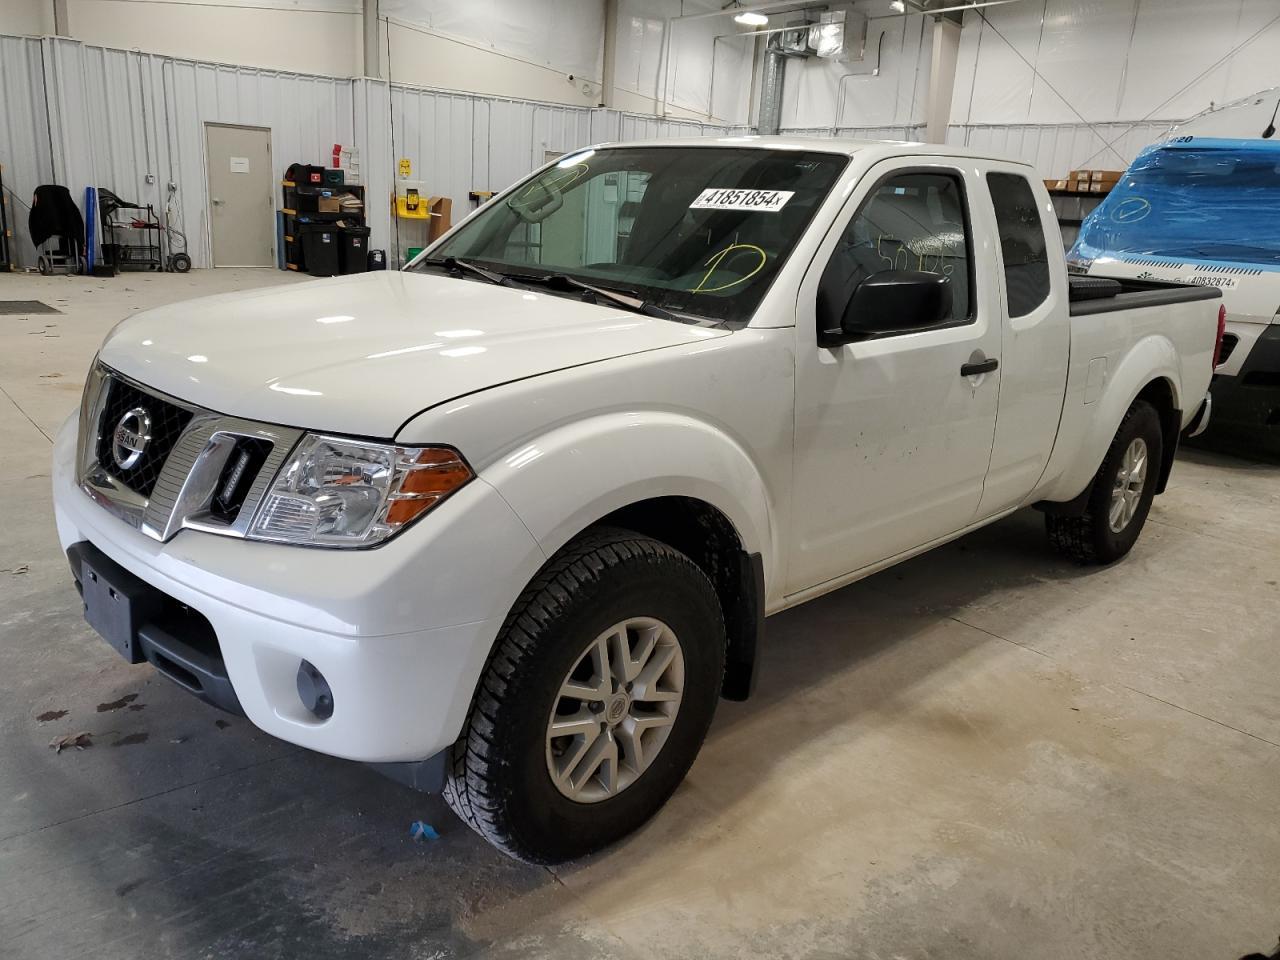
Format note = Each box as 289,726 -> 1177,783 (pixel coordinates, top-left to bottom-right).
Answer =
1046,399 -> 1160,565
442,527 -> 721,860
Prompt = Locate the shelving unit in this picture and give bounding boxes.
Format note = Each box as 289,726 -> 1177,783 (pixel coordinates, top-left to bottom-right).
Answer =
1048,188 -> 1106,250
280,173 -> 366,274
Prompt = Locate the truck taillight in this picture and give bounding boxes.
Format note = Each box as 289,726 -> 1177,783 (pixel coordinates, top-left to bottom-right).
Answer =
1213,304 -> 1227,368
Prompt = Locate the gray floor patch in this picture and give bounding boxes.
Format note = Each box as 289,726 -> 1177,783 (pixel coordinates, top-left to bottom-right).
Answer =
0,300 -> 62,315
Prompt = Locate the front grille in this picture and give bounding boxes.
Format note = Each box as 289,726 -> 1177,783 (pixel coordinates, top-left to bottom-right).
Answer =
95,377 -> 194,497
79,364 -> 302,542
209,436 -> 274,523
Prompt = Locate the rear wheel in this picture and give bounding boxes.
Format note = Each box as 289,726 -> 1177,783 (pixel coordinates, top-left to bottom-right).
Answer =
1046,399 -> 1163,564
443,528 -> 725,863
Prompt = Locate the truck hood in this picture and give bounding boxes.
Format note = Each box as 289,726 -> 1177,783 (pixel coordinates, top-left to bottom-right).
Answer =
99,271 -> 729,437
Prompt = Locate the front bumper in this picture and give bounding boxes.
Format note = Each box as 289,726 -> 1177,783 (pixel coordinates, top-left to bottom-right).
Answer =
52,414 -> 546,767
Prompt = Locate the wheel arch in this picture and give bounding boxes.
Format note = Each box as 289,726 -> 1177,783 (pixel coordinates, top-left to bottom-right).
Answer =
480,412 -> 781,701
1134,376 -> 1180,494
1038,335 -> 1183,507
592,496 -> 764,701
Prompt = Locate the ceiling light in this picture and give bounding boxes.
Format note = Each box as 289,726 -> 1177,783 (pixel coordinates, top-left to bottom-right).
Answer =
890,0 -> 906,11
734,10 -> 769,26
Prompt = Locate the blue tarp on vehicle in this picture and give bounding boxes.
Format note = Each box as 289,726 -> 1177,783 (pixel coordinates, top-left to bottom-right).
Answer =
1070,137 -> 1280,270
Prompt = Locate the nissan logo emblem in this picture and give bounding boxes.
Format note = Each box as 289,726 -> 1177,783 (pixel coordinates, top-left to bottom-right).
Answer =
112,407 -> 152,470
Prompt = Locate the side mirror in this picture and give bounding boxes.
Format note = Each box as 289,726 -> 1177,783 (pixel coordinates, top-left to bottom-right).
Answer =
820,270 -> 954,346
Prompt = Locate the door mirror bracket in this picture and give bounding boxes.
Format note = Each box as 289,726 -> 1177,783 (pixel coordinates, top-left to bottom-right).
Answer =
819,270 -> 954,347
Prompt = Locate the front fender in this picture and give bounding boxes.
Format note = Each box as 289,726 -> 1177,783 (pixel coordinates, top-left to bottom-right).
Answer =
480,412 -> 781,600
1040,334 -> 1182,504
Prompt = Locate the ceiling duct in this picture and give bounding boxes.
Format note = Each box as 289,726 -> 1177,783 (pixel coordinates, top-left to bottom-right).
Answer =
808,9 -> 868,62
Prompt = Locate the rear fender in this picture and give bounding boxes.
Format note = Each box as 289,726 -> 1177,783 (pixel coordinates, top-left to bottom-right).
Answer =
1039,335 -> 1182,505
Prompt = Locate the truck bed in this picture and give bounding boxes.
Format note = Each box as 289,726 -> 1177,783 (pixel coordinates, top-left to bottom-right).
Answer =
1068,275 -> 1222,316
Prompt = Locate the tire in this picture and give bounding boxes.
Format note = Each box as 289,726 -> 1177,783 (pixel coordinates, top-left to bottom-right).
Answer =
443,527 -> 726,863
1046,399 -> 1163,565
170,253 -> 191,273
37,256 -> 50,276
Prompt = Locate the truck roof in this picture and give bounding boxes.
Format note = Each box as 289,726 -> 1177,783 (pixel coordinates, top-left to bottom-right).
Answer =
590,135 -> 1035,167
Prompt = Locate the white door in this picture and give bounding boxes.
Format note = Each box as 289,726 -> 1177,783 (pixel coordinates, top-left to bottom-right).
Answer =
975,167 -> 1071,518
205,123 -> 274,267
786,159 -> 1003,594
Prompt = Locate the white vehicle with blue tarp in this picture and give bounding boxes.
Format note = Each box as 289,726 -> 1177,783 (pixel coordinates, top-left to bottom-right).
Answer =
1069,135 -> 1280,453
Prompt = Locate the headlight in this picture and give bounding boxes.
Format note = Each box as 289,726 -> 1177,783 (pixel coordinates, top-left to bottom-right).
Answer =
248,434 -> 472,547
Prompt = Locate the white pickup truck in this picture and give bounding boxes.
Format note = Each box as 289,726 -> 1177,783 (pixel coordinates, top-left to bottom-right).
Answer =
54,138 -> 1222,863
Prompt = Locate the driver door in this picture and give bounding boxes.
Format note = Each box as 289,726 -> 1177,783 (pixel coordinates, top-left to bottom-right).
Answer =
785,159 -> 1002,595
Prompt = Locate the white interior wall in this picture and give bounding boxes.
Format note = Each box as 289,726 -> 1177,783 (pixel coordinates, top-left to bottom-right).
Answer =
381,18 -> 601,108
0,0 -> 53,35
381,0 -> 604,83
614,0 -> 755,123
54,0 -> 362,75
779,12 -> 932,132
949,0 -> 1280,175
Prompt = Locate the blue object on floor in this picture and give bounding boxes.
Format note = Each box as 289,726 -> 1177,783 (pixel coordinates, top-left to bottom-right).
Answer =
409,821 -> 439,841
84,187 -> 96,274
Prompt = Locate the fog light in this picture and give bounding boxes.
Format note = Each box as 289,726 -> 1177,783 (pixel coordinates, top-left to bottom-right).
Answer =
297,660 -> 334,720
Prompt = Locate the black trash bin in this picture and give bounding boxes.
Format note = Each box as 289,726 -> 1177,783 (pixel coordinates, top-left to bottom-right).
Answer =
339,225 -> 371,274
367,249 -> 387,271
299,224 -> 339,277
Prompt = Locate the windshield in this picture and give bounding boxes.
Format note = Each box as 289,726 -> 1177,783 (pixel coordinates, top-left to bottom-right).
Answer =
1072,138 -> 1280,266
422,146 -> 849,324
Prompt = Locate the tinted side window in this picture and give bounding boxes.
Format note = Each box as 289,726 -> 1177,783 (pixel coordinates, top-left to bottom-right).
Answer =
987,172 -> 1051,317
818,171 -> 973,330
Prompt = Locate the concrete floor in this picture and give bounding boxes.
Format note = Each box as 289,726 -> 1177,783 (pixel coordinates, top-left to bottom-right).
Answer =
1,268 -> 1278,960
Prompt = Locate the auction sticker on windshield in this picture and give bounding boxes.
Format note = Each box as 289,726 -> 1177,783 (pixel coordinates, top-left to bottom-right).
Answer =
690,188 -> 794,212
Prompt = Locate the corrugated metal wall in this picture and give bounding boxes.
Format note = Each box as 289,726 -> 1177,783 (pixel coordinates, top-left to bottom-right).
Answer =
779,124 -> 928,141
370,81 -> 745,265
0,35 -> 54,265
0,33 -> 749,270
775,121 -> 1171,178
945,120 -> 1177,179
2,36 -> 354,268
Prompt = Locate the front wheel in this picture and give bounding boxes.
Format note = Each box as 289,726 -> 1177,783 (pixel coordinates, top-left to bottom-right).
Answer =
1046,399 -> 1163,564
443,528 -> 726,863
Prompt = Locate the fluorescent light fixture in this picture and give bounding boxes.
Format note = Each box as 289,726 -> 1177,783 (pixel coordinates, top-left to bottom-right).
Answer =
734,10 -> 769,25
890,0 -> 906,11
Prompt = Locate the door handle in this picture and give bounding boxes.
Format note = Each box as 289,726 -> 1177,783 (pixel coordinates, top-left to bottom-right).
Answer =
961,357 -> 999,377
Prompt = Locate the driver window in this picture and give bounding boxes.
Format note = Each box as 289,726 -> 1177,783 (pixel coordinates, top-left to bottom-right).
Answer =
818,171 -> 973,331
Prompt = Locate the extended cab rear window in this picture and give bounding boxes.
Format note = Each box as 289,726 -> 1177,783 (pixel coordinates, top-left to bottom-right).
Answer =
425,146 -> 849,325
987,172 -> 1051,317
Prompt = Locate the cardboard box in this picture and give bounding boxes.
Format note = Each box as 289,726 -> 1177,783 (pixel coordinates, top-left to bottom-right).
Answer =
426,196 -> 452,243
1090,169 -> 1123,182
318,196 -> 341,213
1045,178 -> 1069,191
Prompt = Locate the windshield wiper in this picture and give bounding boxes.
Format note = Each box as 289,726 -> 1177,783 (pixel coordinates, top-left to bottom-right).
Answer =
426,257 -> 519,287
520,273 -> 681,321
